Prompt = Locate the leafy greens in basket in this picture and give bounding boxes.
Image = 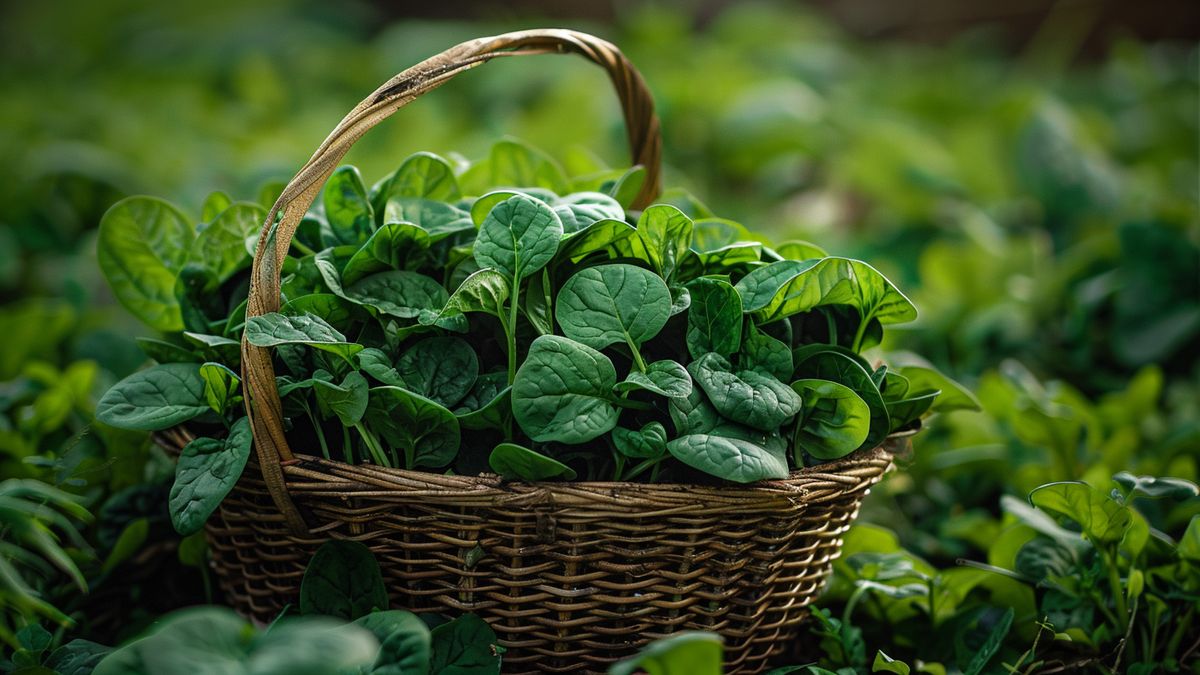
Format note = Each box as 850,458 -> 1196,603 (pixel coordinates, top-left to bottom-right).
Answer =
94,141 -> 977,535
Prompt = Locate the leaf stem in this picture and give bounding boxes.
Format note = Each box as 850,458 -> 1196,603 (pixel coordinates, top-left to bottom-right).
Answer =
507,279 -> 521,385
850,312 -> 870,353
611,397 -> 654,412
625,336 -> 648,373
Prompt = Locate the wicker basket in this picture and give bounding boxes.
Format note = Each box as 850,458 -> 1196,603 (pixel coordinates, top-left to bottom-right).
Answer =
167,29 -> 908,674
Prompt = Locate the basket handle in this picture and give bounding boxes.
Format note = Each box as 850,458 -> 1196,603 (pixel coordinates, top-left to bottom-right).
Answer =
240,29 -> 663,533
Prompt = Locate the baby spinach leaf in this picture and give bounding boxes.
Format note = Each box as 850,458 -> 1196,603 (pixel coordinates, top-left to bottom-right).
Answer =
419,269 -> 509,326
734,258 -> 853,324
464,139 -> 570,195
774,240 -> 829,261
455,380 -> 511,432
552,192 -> 624,233
188,202 -> 264,283
98,197 -> 194,331
615,359 -> 692,398
685,277 -> 742,359
522,268 -> 555,336
199,362 -> 239,416
281,293 -> 360,332
608,632 -> 723,675
795,349 -> 890,450
357,348 -> 405,387
791,379 -> 871,461
1112,472 -> 1200,501
200,191 -> 233,222
635,204 -> 694,278
382,198 -> 473,241
1029,482 -> 1132,544
323,165 -> 373,246
612,422 -> 668,459
488,443 -> 577,481
554,218 -> 637,263
512,335 -> 619,444
168,417 -> 252,536
690,353 -> 802,431
373,151 -> 460,211
354,610 -> 431,675
741,323 -> 793,380
135,337 -> 197,365
299,540 -> 388,620
96,363 -> 208,431
669,388 -> 721,436
474,194 -> 563,281
342,222 -> 432,285
244,312 -> 364,363
313,371 -> 369,426
884,390 -> 940,432
344,271 -> 449,320
667,433 -> 790,483
395,337 -> 478,408
366,386 -> 460,469
469,190 -> 522,226
555,264 -> 672,351
429,613 -> 502,675
897,366 -> 981,412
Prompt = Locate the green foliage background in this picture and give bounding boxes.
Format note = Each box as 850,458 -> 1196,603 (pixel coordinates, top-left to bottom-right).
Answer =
0,0 -> 1196,672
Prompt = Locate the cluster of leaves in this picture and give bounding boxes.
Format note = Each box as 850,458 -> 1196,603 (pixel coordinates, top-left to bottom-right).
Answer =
5,539 -> 502,674
92,141 -> 971,538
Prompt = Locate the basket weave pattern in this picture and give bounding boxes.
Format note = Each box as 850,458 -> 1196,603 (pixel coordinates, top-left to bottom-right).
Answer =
158,429 -> 899,674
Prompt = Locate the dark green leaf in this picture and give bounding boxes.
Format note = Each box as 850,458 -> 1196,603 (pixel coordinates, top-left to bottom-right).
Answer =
512,335 -> 619,443
556,264 -> 671,350
169,417 -> 253,536
429,613 -> 502,675
96,363 -> 208,431
792,379 -> 871,460
395,337 -> 478,408
489,443 -> 577,481
685,277 -> 742,360
615,359 -> 692,398
474,194 -> 563,280
612,422 -> 668,459
690,353 -> 801,431
300,540 -> 388,620
244,312 -> 364,363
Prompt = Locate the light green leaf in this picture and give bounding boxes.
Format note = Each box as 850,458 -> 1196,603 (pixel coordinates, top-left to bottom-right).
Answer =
608,632 -> 723,675
189,202 -> 264,282
244,312 -> 364,363
1029,482 -> 1132,544
98,197 -> 194,331
313,371 -> 369,426
419,268 -> 509,326
323,165 -> 373,245
96,363 -> 208,431
342,222 -> 432,285
667,433 -> 789,483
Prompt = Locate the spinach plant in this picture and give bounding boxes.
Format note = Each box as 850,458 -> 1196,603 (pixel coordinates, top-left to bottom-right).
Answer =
94,139 -> 972,538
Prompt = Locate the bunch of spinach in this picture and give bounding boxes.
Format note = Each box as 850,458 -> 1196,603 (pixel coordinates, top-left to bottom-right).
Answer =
94,141 -> 973,538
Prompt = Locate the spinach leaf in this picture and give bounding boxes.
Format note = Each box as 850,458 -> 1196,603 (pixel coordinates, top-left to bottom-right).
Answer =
344,271 -> 449,321
689,353 -> 801,431
488,443 -> 577,481
898,366 -> 981,412
188,202 -> 264,283
685,277 -> 742,359
614,359 -> 692,398
741,322 -> 793,381
795,348 -> 890,450
612,422 -> 668,459
382,198 -> 473,241
366,386 -> 460,469
473,194 -> 562,281
98,197 -> 194,331
244,312 -> 364,363
199,362 -> 239,416
669,388 -> 721,436
299,540 -> 388,620
455,377 -> 511,433
429,613 -> 502,675
512,335 -> 619,444
666,433 -> 789,483
323,165 -> 374,246
354,610 -> 431,675
281,293 -> 360,332
555,264 -> 671,355
774,240 -> 829,261
635,204 -> 694,278
462,139 -> 570,195
342,222 -> 432,285
884,390 -> 940,432
372,151 -> 460,211
552,192 -> 624,234
554,218 -> 637,263
313,371 -> 369,426
395,337 -> 478,408
419,269 -> 509,326
357,348 -> 406,387
96,363 -> 208,431
168,417 -> 252,536
791,379 -> 871,461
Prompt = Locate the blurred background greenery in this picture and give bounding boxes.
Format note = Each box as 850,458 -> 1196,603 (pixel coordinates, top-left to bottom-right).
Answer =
0,0 -> 1197,671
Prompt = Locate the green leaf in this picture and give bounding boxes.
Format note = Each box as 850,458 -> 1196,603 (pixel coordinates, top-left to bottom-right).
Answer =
313,371 -> 369,426
355,610 -> 432,675
169,417 -> 253,536
897,366 -> 981,412
244,312 -> 364,363
556,264 -> 672,351
615,359 -> 692,398
454,373 -> 511,432
199,362 -> 239,415
419,269 -> 509,326
555,218 -> 637,263
395,337 -> 478,408
323,165 -> 373,246
1029,482 -> 1132,544
775,240 -> 829,261
667,433 -> 789,483
1112,472 -> 1199,501
98,196 -> 194,331
189,202 -> 265,282
357,348 -> 405,387
608,633 -> 723,675
636,204 -> 694,278
794,349 -> 890,450
791,379 -> 871,460
884,390 -> 940,432
342,222 -> 432,285
101,518 -> 149,574
553,192 -> 625,234
962,608 -> 1014,675
429,613 -> 502,675
374,151 -> 460,208
669,388 -> 721,436
344,271 -> 450,321
382,198 -> 474,240
741,323 -> 793,380
489,443 -> 577,481
474,194 -> 563,280
1178,516 -> 1200,562
471,139 -> 569,195
200,191 -> 233,222
281,293 -> 360,331
873,651 -> 911,675
735,257 -> 916,328
512,335 -> 619,444
690,353 -> 801,431
45,640 -> 111,675
685,277 -> 742,360
299,540 -> 388,620
96,363 -> 208,431
367,386 -> 460,469
612,422 -> 668,459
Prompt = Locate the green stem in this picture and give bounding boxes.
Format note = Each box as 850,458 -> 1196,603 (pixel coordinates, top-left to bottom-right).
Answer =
506,280 -> 521,385
304,405 -> 331,461
612,454 -> 626,482
627,339 -> 648,373
850,312 -> 870,353
623,457 -> 663,482
292,240 -> 318,257
1100,546 -> 1129,632
842,584 -> 870,627
826,311 -> 838,345
612,397 -> 654,412
354,423 -> 389,468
